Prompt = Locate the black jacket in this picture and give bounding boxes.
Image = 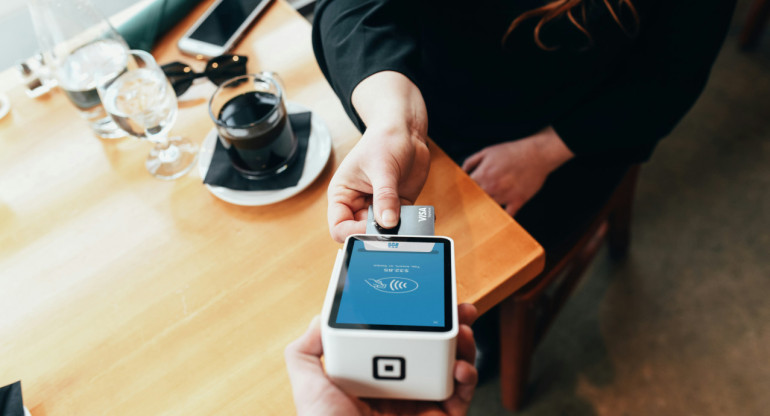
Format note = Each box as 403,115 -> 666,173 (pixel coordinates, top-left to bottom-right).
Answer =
312,0 -> 735,164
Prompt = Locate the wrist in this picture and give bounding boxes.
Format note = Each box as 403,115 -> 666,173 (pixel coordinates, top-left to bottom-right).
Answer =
365,119 -> 426,148
352,71 -> 428,144
534,126 -> 574,170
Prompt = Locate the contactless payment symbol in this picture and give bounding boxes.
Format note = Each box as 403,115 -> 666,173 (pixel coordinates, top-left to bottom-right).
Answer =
365,277 -> 419,294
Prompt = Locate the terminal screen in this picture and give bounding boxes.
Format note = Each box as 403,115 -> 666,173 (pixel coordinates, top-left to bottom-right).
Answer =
330,236 -> 452,332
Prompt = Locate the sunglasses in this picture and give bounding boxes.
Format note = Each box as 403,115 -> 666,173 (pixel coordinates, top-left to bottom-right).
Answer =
161,54 -> 248,96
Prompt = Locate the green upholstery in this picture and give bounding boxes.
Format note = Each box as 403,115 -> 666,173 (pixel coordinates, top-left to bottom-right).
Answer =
116,0 -> 203,51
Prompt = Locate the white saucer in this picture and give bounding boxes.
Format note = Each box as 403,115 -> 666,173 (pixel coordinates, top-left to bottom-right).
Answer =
0,93 -> 10,120
198,102 -> 333,206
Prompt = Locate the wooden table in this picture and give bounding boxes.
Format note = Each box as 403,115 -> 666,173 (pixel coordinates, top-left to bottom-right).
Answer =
0,1 -> 543,414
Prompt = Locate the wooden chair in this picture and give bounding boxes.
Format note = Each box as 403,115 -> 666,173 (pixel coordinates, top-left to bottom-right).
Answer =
498,164 -> 641,411
740,0 -> 770,49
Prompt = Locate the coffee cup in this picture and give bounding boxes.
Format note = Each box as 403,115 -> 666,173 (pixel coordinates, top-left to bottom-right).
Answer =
208,73 -> 298,179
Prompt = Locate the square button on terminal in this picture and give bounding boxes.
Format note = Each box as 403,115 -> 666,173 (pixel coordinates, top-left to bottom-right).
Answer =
373,356 -> 405,380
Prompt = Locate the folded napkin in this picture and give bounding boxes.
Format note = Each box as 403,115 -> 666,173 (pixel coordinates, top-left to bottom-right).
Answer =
203,112 -> 311,191
0,381 -> 23,416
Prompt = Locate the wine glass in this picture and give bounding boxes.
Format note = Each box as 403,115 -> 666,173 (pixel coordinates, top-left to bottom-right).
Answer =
99,50 -> 198,180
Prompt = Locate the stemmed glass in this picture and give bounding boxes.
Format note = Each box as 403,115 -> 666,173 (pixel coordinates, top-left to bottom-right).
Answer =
99,50 -> 198,180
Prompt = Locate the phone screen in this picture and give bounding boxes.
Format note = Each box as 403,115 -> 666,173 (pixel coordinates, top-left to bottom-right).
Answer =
189,0 -> 269,46
329,236 -> 453,332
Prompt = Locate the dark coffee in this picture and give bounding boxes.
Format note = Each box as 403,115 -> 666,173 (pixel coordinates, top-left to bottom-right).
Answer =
217,91 -> 297,176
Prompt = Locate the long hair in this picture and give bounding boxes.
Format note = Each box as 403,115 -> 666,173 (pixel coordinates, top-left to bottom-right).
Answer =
503,0 -> 640,50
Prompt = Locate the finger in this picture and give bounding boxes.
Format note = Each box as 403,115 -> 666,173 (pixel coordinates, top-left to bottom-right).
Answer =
505,198 -> 524,217
456,324 -> 476,365
454,360 -> 478,401
441,360 -> 478,415
461,151 -> 484,173
328,190 -> 370,242
458,303 -> 479,326
284,316 -> 329,391
284,317 -> 349,414
354,208 -> 370,221
468,168 -> 497,200
328,201 -> 354,242
330,219 -> 368,243
284,315 -> 322,358
369,169 -> 401,229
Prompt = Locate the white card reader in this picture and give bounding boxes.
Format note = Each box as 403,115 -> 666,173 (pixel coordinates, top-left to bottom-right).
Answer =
321,233 -> 458,400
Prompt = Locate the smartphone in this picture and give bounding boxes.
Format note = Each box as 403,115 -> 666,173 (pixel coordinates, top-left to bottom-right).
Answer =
178,0 -> 273,58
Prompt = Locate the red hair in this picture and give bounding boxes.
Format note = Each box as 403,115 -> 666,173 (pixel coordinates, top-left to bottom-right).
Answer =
503,0 -> 640,50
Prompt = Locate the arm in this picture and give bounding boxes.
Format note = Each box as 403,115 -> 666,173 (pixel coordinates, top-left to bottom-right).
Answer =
464,0 -> 735,215
326,71 -> 430,242
313,0 -> 430,241
312,0 -> 422,132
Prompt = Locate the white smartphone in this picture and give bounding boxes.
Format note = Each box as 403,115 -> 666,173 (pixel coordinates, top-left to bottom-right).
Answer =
178,0 -> 273,58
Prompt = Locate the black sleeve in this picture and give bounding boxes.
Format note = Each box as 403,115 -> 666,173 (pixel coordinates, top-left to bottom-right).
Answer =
311,0 -> 422,132
551,0 -> 737,162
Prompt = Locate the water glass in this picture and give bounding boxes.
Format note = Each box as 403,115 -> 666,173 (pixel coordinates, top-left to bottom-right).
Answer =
99,50 -> 198,180
28,0 -> 129,139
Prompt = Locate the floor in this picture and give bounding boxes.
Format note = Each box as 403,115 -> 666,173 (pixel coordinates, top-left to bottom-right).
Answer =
469,1 -> 770,415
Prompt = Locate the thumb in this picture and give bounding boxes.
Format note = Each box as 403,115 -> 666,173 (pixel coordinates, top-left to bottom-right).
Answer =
370,169 -> 401,229
288,315 -> 322,356
284,316 -> 325,386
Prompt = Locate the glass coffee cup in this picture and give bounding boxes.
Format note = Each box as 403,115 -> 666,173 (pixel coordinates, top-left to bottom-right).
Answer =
208,73 -> 298,179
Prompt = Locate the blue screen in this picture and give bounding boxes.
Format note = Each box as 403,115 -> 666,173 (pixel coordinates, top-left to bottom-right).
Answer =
334,240 -> 446,327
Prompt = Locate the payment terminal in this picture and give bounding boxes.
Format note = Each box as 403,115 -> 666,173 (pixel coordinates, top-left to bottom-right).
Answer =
321,206 -> 458,400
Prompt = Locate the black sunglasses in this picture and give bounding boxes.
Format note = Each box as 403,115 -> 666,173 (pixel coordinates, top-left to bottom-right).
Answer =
161,54 -> 248,96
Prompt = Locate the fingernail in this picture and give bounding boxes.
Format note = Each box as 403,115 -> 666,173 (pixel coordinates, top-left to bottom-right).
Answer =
382,209 -> 397,226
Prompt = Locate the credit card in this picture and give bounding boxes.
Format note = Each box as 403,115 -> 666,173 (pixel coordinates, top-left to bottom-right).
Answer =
366,205 -> 435,236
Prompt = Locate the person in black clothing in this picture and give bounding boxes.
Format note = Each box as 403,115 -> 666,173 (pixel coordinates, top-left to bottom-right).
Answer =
312,0 -> 735,252
308,0 -> 736,408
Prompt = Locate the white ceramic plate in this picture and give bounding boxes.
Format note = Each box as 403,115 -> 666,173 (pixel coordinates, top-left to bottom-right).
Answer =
198,102 -> 332,206
0,93 -> 10,120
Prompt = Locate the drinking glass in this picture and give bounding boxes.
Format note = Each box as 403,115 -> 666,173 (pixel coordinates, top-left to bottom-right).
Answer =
28,0 -> 129,139
208,73 -> 297,179
99,50 -> 198,180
